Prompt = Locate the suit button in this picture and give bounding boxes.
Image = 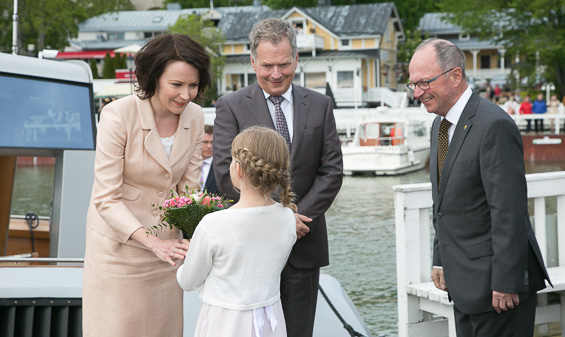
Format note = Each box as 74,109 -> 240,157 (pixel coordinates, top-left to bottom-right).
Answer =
164,174 -> 171,180
152,211 -> 158,217
158,192 -> 164,198
438,212 -> 443,219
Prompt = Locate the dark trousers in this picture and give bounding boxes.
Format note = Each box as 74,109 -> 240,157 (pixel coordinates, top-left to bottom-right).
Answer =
525,119 -> 532,132
534,119 -> 544,133
280,262 -> 320,337
454,293 -> 537,337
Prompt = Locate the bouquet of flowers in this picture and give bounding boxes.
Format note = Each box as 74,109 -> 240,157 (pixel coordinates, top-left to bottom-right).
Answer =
148,187 -> 231,239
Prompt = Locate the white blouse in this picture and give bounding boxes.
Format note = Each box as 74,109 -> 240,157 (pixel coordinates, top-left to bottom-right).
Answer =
160,134 -> 175,157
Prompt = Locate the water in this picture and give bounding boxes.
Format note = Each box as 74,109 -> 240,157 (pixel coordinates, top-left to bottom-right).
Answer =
10,161 -> 565,337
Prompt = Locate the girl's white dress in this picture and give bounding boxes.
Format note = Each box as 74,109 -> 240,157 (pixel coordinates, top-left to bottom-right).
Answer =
177,203 -> 296,337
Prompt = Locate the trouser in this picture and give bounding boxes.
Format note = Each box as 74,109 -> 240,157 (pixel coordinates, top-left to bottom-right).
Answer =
453,293 -> 537,337
280,263 -> 320,337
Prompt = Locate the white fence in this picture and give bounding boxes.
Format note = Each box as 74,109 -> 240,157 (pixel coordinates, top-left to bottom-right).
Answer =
393,171 -> 565,337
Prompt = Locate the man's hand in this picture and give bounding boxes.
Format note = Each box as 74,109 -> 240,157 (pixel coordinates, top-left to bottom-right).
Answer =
431,268 -> 447,291
295,213 -> 312,239
492,291 -> 519,313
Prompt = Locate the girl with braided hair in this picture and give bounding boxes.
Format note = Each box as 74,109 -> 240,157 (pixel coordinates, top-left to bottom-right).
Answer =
177,126 -> 297,337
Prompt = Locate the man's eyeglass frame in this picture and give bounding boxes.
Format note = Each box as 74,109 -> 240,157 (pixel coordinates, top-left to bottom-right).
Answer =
406,67 -> 456,91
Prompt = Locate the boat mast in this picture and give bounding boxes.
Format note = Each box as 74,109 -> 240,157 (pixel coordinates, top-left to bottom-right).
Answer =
12,0 -> 18,55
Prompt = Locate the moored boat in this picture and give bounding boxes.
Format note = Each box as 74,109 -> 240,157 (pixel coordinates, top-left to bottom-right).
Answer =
342,110 -> 433,175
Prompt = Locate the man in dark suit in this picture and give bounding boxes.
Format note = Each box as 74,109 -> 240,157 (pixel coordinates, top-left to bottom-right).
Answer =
213,18 -> 343,337
408,38 -> 551,337
200,124 -> 220,196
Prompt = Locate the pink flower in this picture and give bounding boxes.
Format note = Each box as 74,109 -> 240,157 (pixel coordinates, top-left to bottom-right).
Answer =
202,196 -> 211,206
217,203 -> 223,208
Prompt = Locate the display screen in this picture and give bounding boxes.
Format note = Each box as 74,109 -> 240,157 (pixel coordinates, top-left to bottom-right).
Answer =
0,72 -> 95,153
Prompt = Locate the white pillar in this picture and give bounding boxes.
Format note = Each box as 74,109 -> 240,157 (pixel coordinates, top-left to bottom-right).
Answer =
471,49 -> 480,76
498,48 -> 506,73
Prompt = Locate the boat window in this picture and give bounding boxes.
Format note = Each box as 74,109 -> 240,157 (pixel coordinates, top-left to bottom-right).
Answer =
0,72 -> 95,152
411,122 -> 427,137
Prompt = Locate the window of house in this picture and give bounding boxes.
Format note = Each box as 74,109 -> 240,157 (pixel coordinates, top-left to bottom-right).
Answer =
107,32 -> 124,40
305,72 -> 326,90
341,39 -> 350,48
480,55 -> 490,69
459,34 -> 470,41
337,71 -> 354,88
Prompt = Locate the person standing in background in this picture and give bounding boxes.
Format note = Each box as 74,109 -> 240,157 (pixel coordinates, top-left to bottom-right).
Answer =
213,18 -> 343,337
532,93 -> 547,133
519,95 -> 533,133
200,124 -> 220,195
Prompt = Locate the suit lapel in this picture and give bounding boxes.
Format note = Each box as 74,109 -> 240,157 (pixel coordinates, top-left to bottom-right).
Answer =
291,84 -> 310,161
437,93 -> 479,205
430,116 -> 441,201
246,82 -> 275,129
169,105 -> 192,167
138,97 -> 172,174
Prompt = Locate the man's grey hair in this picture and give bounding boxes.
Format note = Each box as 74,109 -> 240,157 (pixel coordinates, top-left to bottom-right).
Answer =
415,38 -> 467,80
249,18 -> 297,62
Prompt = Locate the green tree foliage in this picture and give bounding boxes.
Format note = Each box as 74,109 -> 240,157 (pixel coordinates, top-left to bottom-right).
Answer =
0,0 -> 132,55
396,29 -> 427,82
439,0 -> 565,97
169,14 -> 226,106
89,58 -> 100,79
102,52 -> 115,79
114,52 -> 127,70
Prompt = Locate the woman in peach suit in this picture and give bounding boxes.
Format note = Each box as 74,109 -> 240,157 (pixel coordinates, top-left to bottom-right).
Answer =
83,34 -> 210,337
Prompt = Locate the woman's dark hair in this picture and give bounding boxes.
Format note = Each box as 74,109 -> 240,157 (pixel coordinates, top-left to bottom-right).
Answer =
134,34 -> 211,100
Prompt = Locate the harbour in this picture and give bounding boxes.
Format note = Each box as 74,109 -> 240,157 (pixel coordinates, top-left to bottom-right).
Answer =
9,159 -> 565,337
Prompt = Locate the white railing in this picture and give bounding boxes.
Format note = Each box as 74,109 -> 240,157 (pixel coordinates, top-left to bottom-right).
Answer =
393,171 -> 565,337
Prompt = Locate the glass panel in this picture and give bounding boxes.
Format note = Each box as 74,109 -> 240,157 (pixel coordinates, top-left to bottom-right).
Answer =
337,71 -> 354,88
305,72 -> 326,89
0,72 -> 95,150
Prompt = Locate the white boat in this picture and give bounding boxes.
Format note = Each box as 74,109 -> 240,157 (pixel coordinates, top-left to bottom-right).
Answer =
342,109 -> 433,176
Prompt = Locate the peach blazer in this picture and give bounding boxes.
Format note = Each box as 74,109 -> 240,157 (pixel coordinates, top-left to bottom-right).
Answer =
86,95 -> 203,244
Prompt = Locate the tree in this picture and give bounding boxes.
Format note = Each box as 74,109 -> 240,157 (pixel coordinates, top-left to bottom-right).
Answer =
169,14 -> 226,106
439,0 -> 565,97
89,58 -> 100,79
396,29 -> 427,82
102,52 -> 115,79
0,0 -> 132,55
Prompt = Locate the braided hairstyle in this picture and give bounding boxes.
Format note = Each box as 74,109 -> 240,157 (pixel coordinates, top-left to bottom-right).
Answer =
231,126 -> 297,212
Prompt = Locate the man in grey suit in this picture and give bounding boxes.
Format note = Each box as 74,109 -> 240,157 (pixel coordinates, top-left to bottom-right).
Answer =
408,38 -> 551,337
213,18 -> 343,337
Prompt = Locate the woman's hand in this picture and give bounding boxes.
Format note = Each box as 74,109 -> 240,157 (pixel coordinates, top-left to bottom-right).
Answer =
130,228 -> 190,266
146,236 -> 190,266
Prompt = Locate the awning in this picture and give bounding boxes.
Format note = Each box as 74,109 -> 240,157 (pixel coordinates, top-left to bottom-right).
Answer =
56,50 -> 115,59
94,82 -> 135,98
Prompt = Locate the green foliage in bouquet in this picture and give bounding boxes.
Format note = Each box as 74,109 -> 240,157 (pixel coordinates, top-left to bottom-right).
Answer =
148,186 -> 231,239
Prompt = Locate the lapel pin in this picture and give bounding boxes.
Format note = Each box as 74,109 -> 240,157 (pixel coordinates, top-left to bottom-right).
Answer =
464,125 -> 468,130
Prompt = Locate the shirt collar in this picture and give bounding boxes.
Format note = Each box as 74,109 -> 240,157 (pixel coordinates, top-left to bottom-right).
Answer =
262,85 -> 294,104
444,86 -> 472,125
203,156 -> 213,165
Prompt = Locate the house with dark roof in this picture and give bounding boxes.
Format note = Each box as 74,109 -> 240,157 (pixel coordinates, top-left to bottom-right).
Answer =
418,13 -> 513,85
60,3 -> 405,107
218,3 -> 405,107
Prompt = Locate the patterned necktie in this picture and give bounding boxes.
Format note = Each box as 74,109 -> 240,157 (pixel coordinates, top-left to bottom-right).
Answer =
437,118 -> 451,189
200,162 -> 206,192
268,96 -> 292,152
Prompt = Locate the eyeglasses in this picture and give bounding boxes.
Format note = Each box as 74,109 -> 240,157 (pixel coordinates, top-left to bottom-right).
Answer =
406,67 -> 456,91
